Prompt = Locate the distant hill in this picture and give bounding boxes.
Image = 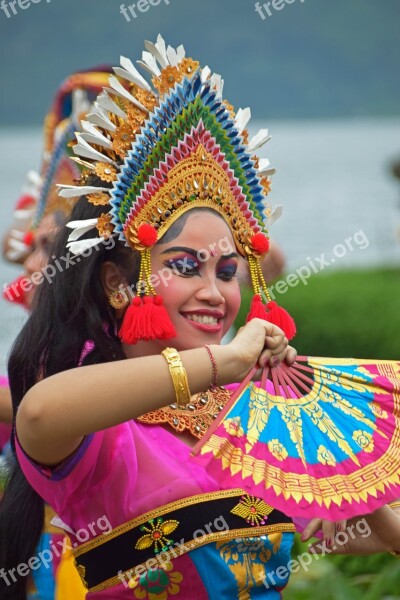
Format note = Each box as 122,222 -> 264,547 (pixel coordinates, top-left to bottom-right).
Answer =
0,0 -> 399,125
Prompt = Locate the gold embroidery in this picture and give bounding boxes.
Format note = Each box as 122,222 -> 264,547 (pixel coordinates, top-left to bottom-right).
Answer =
231,494 -> 273,526
135,518 -> 179,554
74,563 -> 89,589
138,387 -> 231,439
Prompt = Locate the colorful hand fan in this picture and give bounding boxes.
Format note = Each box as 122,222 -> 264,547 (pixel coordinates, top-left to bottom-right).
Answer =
192,357 -> 400,520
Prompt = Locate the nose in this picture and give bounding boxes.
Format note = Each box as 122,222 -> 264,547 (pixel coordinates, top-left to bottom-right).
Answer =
194,275 -> 225,306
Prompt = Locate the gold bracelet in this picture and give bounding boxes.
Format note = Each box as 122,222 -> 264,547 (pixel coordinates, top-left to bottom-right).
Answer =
161,347 -> 192,407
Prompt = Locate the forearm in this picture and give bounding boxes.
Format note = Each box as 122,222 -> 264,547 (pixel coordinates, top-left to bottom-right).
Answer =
16,344 -> 239,463
0,386 -> 13,423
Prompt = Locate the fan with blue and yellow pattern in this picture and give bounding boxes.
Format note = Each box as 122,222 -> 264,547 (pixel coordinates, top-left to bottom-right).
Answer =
192,357 -> 400,520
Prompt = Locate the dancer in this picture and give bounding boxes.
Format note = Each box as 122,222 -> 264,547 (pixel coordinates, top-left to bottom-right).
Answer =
1,69 -> 112,600
1,37 -> 399,600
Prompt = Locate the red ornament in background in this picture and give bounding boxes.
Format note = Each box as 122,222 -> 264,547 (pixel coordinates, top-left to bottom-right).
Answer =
23,231 -> 35,248
2,276 -> 27,307
15,194 -> 36,211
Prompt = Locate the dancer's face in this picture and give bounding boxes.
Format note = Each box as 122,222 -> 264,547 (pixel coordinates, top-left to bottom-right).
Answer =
23,214 -> 59,310
127,211 -> 241,355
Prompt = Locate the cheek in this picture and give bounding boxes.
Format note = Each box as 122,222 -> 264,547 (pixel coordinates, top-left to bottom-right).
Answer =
26,250 -> 47,274
155,276 -> 186,309
224,284 -> 242,326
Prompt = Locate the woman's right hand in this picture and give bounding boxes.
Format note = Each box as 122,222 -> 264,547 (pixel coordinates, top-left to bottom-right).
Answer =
225,318 -> 296,381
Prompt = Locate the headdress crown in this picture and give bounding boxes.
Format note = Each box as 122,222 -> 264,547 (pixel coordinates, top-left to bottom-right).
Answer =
61,35 -> 295,343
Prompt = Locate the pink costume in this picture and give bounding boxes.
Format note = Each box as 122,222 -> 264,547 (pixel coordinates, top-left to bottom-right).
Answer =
17,405 -> 295,599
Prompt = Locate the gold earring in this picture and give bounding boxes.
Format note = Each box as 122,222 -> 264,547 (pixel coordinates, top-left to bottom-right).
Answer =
109,289 -> 130,310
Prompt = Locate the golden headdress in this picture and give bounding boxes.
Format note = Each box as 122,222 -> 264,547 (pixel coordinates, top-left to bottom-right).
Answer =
61,35 -> 296,344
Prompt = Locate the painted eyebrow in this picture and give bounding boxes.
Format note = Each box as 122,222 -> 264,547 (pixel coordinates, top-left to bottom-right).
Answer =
161,246 -> 198,257
161,247 -> 238,261
219,253 -> 238,261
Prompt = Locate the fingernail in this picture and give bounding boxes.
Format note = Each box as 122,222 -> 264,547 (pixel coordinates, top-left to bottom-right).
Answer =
273,357 -> 280,366
326,538 -> 333,547
336,524 -> 342,532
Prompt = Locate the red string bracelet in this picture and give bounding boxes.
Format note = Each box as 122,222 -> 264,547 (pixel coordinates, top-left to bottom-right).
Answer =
204,345 -> 218,390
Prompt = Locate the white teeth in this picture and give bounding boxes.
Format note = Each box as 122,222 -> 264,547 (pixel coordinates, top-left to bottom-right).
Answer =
185,314 -> 219,325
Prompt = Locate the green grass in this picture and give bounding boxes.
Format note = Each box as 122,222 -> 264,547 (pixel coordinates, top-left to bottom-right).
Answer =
284,536 -> 400,599
234,268 -> 400,359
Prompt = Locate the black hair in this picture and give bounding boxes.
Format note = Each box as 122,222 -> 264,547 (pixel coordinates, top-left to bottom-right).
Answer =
0,192 -> 138,599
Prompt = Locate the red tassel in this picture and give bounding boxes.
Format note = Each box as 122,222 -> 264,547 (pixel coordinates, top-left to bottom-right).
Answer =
265,301 -> 296,340
2,276 -> 27,306
246,294 -> 268,322
118,296 -> 176,345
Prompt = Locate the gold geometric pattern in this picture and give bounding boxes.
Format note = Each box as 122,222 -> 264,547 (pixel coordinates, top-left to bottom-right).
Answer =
201,433 -> 400,508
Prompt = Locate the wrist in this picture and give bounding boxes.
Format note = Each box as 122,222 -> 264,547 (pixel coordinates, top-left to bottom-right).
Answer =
209,344 -> 242,386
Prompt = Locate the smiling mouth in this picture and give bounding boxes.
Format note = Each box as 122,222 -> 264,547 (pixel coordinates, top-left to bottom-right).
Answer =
184,314 -> 221,325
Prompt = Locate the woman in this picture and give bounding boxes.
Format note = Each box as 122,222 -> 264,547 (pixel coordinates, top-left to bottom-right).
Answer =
1,69 -> 112,600
1,36 -> 399,600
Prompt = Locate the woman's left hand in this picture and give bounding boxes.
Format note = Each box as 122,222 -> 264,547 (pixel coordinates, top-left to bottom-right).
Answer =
301,505 -> 400,555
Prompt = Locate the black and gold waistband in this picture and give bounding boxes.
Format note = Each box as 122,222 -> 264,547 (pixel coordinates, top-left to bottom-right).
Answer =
73,488 -> 295,593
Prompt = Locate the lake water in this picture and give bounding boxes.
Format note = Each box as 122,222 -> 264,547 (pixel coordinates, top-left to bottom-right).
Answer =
1,118 -> 400,372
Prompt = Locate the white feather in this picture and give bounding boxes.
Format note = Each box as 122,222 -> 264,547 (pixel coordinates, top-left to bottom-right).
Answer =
235,108 -> 251,133
139,51 -> 161,77
22,170 -> 42,196
6,248 -> 26,261
57,184 -> 111,198
81,122 -> 113,149
73,134 -> 118,166
70,157 -> 96,170
71,89 -> 90,121
10,229 -> 25,240
248,129 -> 271,152
144,39 -> 169,69
66,218 -> 98,242
210,73 -> 224,98
166,45 -> 179,67
80,133 -> 112,151
257,158 -> 276,177
14,208 -> 36,221
7,238 -> 27,252
86,110 -> 117,133
97,92 -> 127,119
67,237 -> 105,256
265,205 -> 283,227
114,57 -> 151,91
201,66 -> 211,82
107,77 -> 148,112
176,44 -> 185,62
